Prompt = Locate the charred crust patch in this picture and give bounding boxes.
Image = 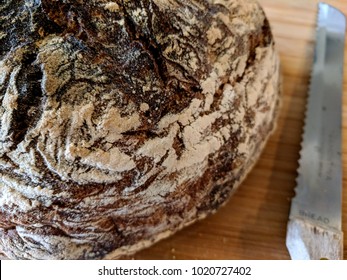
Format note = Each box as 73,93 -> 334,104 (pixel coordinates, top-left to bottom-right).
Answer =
10,49 -> 43,147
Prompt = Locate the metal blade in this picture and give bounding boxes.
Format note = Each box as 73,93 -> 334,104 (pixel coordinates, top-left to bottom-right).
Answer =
286,2 -> 346,260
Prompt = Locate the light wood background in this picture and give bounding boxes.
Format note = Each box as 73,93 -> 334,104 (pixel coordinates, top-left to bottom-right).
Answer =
127,0 -> 347,260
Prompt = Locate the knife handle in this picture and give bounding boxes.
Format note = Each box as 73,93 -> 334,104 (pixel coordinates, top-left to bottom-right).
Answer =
286,218 -> 343,260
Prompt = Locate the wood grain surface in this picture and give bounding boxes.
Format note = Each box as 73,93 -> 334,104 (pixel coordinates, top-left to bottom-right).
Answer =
127,0 -> 347,260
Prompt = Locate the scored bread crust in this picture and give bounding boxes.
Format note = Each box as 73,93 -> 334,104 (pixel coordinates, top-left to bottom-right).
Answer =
0,0 -> 281,259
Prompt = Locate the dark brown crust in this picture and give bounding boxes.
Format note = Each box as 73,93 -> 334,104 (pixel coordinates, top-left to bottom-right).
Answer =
0,0 -> 281,259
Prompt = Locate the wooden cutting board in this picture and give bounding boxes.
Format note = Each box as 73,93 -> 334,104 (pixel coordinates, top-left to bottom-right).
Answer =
127,0 -> 347,260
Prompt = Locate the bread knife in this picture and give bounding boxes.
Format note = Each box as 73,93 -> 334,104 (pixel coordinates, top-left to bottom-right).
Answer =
286,2 -> 346,260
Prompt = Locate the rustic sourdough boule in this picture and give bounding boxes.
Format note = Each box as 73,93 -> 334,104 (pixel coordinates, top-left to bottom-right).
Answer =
0,0 -> 280,259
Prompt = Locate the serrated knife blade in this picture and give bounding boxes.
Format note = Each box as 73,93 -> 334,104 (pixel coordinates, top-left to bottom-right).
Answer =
286,2 -> 346,260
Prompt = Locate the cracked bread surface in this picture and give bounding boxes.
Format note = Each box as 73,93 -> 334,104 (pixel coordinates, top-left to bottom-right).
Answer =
0,0 -> 280,259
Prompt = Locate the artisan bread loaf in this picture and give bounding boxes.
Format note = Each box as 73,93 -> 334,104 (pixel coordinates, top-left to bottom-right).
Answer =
0,0 -> 280,259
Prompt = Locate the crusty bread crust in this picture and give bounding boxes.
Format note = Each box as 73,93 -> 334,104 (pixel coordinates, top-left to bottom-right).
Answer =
0,0 -> 281,259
